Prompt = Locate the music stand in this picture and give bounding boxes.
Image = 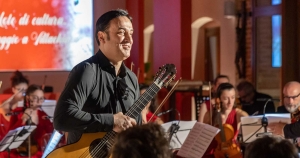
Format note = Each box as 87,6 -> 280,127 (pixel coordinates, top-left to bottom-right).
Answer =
161,120 -> 197,149
240,114 -> 290,143
0,125 -> 36,158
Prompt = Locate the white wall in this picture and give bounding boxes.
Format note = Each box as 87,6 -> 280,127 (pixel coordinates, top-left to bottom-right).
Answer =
192,0 -> 237,85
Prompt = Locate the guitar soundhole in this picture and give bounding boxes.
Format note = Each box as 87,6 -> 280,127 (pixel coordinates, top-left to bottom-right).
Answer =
89,138 -> 108,158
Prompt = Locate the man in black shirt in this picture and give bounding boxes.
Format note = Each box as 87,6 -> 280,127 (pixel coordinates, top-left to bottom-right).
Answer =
53,9 -> 140,144
269,81 -> 300,139
237,80 -> 275,115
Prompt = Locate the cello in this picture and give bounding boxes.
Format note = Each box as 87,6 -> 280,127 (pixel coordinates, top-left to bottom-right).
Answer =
213,98 -> 242,158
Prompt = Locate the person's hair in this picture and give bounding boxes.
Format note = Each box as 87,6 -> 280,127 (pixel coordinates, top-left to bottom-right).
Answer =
216,82 -> 235,99
24,84 -> 43,108
236,80 -> 255,94
111,123 -> 171,158
139,83 -> 157,113
245,136 -> 299,158
214,75 -> 229,85
10,70 -> 29,87
95,9 -> 132,45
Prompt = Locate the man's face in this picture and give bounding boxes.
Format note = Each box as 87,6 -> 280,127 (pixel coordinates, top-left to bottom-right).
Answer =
99,16 -> 133,63
283,86 -> 300,113
238,89 -> 254,104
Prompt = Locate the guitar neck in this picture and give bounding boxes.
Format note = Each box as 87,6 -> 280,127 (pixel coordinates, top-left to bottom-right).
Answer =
125,83 -> 161,119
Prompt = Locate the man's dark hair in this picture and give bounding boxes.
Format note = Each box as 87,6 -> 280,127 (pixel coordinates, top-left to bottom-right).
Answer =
214,75 -> 229,85
245,136 -> 299,158
111,123 -> 171,158
236,80 -> 255,94
95,9 -> 132,45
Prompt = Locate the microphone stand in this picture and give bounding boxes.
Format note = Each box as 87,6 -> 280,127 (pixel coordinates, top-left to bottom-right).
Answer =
168,109 -> 181,144
241,99 -> 273,143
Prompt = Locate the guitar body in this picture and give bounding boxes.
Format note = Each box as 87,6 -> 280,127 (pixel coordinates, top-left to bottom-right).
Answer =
46,132 -> 107,158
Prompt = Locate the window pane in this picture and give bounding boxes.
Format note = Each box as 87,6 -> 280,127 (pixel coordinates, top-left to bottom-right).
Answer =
256,0 -> 281,6
272,15 -> 282,67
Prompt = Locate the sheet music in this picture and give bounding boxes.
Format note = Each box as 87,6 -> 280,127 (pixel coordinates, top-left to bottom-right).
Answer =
177,122 -> 220,158
241,113 -> 291,143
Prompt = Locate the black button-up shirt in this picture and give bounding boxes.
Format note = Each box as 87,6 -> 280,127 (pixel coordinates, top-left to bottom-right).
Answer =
53,50 -> 141,144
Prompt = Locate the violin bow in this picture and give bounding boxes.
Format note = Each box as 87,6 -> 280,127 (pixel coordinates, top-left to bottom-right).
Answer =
209,81 -> 213,125
148,77 -> 182,122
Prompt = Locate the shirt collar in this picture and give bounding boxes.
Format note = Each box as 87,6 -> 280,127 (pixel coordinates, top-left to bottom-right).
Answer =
96,50 -> 128,77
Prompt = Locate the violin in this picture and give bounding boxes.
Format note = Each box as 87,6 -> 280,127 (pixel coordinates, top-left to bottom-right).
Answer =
213,98 -> 242,158
291,109 -> 300,123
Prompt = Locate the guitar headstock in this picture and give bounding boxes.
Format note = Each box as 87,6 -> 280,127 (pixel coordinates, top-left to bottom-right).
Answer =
154,64 -> 176,88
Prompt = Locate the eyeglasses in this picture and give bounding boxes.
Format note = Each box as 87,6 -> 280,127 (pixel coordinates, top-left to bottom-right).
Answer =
284,93 -> 300,100
29,95 -> 45,103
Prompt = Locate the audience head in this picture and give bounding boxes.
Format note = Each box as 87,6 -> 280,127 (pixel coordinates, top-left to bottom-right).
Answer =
95,9 -> 132,45
283,81 -> 300,113
245,136 -> 299,158
111,123 -> 171,158
10,70 -> 29,100
216,83 -> 236,111
237,80 -> 255,104
24,84 -> 44,109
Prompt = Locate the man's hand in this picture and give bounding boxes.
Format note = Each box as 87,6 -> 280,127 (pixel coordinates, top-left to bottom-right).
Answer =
268,122 -> 287,138
113,112 -> 136,133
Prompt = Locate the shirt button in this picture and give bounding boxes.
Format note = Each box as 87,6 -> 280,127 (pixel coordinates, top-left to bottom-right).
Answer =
111,66 -> 114,69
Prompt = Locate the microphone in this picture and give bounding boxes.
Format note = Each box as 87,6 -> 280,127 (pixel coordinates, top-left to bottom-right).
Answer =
157,108 -> 173,117
5,111 -> 22,116
256,98 -> 280,102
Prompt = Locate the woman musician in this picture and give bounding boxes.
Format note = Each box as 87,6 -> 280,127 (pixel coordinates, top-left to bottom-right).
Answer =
199,83 -> 248,158
1,84 -> 54,158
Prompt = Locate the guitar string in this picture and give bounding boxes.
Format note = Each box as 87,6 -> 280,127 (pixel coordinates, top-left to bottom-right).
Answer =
82,84 -> 160,158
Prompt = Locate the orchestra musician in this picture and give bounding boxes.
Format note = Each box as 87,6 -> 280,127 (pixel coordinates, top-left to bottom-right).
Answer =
0,84 -> 53,158
198,75 -> 230,123
0,71 -> 29,140
53,9 -> 140,146
200,83 -> 248,158
269,81 -> 300,139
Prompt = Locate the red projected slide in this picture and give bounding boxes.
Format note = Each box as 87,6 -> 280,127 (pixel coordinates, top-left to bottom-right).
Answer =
0,0 -> 93,71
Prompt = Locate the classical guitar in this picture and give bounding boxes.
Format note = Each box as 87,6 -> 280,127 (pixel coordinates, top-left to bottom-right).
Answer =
46,64 -> 176,158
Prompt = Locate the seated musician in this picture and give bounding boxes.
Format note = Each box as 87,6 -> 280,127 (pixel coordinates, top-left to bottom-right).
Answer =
111,123 -> 171,158
140,84 -> 164,125
237,80 -> 275,115
0,71 -> 29,140
198,75 -> 229,123
245,136 -> 299,158
199,83 -> 248,158
269,81 -> 300,143
2,84 -> 53,158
